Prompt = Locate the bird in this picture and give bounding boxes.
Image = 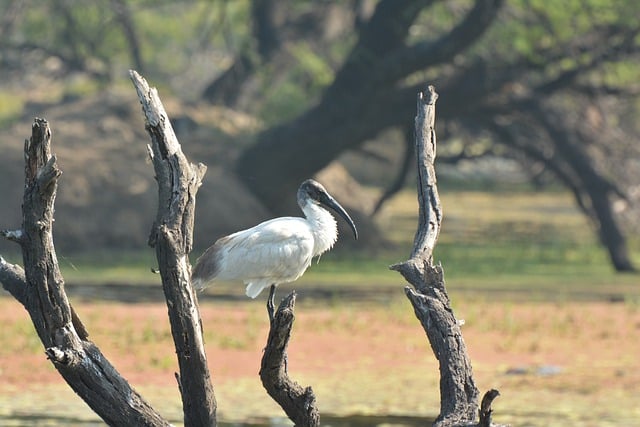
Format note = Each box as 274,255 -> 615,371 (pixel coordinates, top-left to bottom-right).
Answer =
191,179 -> 358,319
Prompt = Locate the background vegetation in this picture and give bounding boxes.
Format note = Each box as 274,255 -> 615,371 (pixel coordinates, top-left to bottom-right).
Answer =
1,0 -> 638,271
0,1 -> 639,425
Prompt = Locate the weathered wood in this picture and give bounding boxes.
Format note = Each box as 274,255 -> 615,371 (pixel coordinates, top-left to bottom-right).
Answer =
129,70 -> 217,426
0,255 -> 26,305
0,118 -> 169,426
260,291 -> 320,427
479,389 -> 500,427
390,86 -> 483,427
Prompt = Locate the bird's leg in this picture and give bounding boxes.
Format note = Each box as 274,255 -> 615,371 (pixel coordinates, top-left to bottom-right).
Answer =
267,284 -> 277,323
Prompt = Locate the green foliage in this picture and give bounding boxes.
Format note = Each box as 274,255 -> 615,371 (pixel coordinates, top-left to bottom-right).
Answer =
20,2 -> 126,75
600,60 -> 640,87
474,0 -> 640,68
4,0 -> 638,116
258,42 -> 335,124
6,0 -> 253,86
257,68 -> 312,124
289,43 -> 335,88
0,92 -> 24,127
134,1 -> 251,76
410,0 -> 476,43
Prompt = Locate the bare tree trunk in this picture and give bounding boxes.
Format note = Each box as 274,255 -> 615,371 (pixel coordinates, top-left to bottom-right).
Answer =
529,103 -> 636,272
260,291 -> 320,427
130,70 -> 217,426
235,0 -> 502,214
487,112 -> 636,273
0,118 -> 170,426
0,73 -> 217,425
391,86 -> 502,427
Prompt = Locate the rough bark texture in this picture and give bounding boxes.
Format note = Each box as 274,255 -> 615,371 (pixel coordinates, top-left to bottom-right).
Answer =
391,87 -> 493,427
260,291 -> 320,427
235,0 -> 503,215
478,389 -> 501,427
130,70 -> 217,426
0,118 -> 170,426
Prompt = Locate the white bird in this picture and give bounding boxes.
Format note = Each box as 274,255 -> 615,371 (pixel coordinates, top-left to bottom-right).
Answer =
191,179 -> 358,318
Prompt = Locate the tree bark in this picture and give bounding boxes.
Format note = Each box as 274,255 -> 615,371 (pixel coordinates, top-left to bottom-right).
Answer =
235,0 -> 502,214
234,0 -> 634,272
0,118 -> 170,426
260,291 -> 320,427
528,103 -> 636,272
130,70 -> 218,426
483,96 -> 636,273
478,389 -> 500,427
391,87 -> 500,427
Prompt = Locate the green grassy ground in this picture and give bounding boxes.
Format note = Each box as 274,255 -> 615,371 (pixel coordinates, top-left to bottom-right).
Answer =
3,189 -> 638,427
53,189 -> 639,300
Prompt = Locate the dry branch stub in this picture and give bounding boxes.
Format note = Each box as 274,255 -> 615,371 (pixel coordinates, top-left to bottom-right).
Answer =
391,86 -> 503,427
479,389 -> 501,427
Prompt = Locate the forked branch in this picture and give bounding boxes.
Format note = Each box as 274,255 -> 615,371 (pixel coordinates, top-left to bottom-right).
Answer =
0,118 -> 169,426
130,69 -> 216,426
391,86 -> 502,427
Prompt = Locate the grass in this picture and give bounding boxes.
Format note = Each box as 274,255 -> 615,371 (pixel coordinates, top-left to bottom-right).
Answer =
381,189 -> 637,292
3,188 -> 638,425
6,190 -> 640,426
35,188 -> 637,302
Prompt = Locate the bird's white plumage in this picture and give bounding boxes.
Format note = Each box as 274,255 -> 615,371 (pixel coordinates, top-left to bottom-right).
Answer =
191,179 -> 354,299
215,217 -> 315,298
194,199 -> 338,298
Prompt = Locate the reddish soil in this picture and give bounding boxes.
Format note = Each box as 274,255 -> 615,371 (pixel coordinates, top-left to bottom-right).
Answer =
1,296 -> 639,424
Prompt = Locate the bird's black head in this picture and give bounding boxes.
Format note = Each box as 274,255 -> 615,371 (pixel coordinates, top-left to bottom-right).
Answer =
297,179 -> 358,240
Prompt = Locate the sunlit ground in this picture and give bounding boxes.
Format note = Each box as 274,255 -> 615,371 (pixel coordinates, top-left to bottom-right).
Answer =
1,190 -> 639,426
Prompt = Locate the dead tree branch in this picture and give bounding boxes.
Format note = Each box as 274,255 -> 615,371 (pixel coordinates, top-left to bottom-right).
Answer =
129,70 -> 217,426
391,86 -> 501,427
260,291 -> 320,427
0,118 -> 169,426
479,389 -> 501,427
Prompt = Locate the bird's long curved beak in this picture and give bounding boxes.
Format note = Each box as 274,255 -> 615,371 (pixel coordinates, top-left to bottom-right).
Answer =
319,193 -> 358,240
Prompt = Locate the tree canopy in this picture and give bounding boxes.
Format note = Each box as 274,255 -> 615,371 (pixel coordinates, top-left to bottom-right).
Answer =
1,0 -> 638,271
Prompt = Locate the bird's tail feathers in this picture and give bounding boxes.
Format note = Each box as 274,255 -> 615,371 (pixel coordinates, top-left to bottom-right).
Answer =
191,277 -> 211,291
245,282 -> 267,299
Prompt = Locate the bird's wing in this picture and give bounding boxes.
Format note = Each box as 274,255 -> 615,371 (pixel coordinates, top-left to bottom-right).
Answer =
214,217 -> 315,284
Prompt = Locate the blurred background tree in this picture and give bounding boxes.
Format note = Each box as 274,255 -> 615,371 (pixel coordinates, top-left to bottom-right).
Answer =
0,0 -> 638,272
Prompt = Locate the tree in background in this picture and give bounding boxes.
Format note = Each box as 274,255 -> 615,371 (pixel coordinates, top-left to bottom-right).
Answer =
229,0 -> 639,272
0,0 -> 637,271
